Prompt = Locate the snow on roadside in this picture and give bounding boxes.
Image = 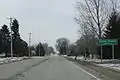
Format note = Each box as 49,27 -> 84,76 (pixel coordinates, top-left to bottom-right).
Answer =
77,56 -> 84,60
68,56 -> 75,59
86,59 -> 117,63
68,56 -> 116,63
0,57 -> 26,64
54,54 -> 58,56
67,56 -> 120,71
31,56 -> 45,58
97,63 -> 120,71
62,55 -> 67,57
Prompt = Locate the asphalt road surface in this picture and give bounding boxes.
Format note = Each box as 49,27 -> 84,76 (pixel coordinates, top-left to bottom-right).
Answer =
0,55 -> 99,80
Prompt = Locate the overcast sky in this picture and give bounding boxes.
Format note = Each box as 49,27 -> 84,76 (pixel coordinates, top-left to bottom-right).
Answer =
0,0 -> 79,48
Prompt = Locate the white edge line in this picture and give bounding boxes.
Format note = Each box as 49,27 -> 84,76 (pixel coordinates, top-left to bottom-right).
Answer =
68,61 -> 101,80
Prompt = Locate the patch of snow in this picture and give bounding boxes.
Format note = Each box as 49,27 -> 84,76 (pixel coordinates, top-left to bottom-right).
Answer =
0,57 -> 25,64
0,53 -> 5,56
54,54 -> 58,56
31,56 -> 44,58
67,56 -> 117,63
63,55 -> 67,57
69,56 -> 75,59
76,57 -> 116,63
77,56 -> 84,60
67,56 -> 120,71
97,63 -> 120,71
0,58 -> 6,61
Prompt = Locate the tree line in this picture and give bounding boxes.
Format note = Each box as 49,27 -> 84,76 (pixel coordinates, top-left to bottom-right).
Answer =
55,0 -> 120,59
30,43 -> 55,56
0,18 -> 55,57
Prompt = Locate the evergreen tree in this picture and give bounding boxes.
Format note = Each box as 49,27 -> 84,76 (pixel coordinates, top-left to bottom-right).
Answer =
0,25 -> 10,56
35,43 -> 46,56
36,43 -> 40,56
11,19 -> 20,40
0,30 -> 3,53
103,11 -> 120,58
11,19 -> 28,56
39,43 -> 45,56
0,20 -> 28,57
11,19 -> 20,56
103,11 -> 120,39
18,39 -> 28,56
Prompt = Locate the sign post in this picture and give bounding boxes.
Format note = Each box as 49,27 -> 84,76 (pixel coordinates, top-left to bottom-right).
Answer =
112,45 -> 114,60
101,46 -> 103,63
112,45 -> 115,64
98,39 -> 117,63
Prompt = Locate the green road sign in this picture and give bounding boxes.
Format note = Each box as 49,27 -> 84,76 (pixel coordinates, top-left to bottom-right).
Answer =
98,39 -> 118,45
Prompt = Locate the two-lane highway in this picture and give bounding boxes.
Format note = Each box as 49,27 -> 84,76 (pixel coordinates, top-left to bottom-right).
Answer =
15,55 -> 98,80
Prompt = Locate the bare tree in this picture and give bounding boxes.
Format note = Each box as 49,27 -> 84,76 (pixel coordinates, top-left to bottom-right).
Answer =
55,38 -> 70,55
75,33 -> 98,59
75,0 -> 109,38
110,0 -> 120,12
74,0 -> 120,59
48,46 -> 55,55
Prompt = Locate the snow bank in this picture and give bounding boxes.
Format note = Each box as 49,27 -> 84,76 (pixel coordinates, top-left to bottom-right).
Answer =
67,56 -> 120,71
77,56 -> 84,60
31,56 -> 45,58
97,63 -> 120,71
0,57 -> 26,64
62,55 -> 67,57
85,59 -> 115,63
70,56 -> 116,63
68,56 -> 75,59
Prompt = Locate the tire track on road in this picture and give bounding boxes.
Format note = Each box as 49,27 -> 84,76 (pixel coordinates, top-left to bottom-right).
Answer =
6,58 -> 48,80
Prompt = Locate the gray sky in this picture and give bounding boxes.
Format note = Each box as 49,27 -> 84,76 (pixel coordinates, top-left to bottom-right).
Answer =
0,0 -> 78,47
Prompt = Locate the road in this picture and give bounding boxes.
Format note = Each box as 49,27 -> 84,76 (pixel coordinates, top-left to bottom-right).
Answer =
0,56 -> 98,80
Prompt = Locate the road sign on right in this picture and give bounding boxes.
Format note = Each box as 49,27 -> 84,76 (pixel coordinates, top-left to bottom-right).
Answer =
98,39 -> 118,46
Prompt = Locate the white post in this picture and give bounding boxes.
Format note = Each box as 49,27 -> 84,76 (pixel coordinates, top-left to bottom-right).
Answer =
112,45 -> 114,60
101,46 -> 103,63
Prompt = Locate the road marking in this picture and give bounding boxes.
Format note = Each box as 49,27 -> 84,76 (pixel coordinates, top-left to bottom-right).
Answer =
68,61 -> 101,80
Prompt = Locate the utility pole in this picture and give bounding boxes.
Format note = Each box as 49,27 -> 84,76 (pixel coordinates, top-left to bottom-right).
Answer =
28,32 -> 32,57
6,17 -> 14,58
39,43 -> 40,56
